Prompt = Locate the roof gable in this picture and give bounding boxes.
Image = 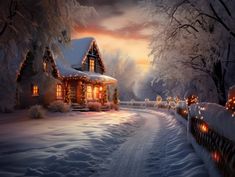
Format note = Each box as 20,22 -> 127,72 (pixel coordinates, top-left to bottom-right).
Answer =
62,37 -> 94,67
55,37 -> 106,78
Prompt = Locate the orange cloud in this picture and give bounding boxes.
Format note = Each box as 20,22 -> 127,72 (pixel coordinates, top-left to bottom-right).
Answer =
75,21 -> 157,41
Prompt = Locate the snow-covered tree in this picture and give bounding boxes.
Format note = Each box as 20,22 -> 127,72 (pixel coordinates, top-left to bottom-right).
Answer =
0,0 -> 96,111
104,51 -> 138,101
146,0 -> 235,105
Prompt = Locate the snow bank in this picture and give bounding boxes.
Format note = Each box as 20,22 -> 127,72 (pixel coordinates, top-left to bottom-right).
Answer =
188,133 -> 221,177
146,111 -> 208,177
0,111 -> 143,177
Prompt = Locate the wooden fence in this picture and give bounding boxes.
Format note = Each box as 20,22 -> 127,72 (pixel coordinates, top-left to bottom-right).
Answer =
175,104 -> 235,177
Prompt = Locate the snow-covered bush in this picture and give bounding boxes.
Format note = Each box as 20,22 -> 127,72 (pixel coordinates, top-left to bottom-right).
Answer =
48,101 -> 70,113
28,105 -> 45,119
87,102 -> 101,112
103,102 -> 119,111
103,102 -> 112,111
112,104 -> 119,111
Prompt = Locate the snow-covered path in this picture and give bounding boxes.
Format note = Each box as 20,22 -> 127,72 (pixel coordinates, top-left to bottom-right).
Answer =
97,109 -> 208,177
0,109 -> 208,177
98,111 -> 160,177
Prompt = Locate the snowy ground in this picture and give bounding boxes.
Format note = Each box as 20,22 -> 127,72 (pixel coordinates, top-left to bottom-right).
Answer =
0,109 -> 208,177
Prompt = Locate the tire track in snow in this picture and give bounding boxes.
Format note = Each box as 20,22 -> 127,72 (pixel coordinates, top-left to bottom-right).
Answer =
95,111 -> 164,177
96,109 -> 208,177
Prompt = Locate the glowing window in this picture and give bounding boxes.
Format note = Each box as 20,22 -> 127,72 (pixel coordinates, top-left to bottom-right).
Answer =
86,86 -> 93,100
32,85 -> 39,96
56,84 -> 63,99
93,86 -> 99,100
89,59 -> 95,72
43,62 -> 47,71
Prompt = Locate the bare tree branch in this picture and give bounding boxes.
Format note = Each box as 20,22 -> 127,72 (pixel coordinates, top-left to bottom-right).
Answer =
217,0 -> 231,16
0,23 -> 7,36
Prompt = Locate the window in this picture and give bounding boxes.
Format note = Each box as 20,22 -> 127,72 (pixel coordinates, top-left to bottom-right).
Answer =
93,86 -> 99,100
43,62 -> 47,72
32,85 -> 39,96
89,59 -> 95,72
56,84 -> 63,99
86,85 -> 92,100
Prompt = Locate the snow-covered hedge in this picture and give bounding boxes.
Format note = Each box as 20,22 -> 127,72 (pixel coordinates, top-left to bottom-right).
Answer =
87,102 -> 101,112
28,105 -> 45,119
112,104 -> 119,111
102,102 -> 119,111
48,101 -> 70,113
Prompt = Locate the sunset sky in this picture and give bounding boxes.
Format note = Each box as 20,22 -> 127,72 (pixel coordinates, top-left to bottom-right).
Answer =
73,0 -> 154,72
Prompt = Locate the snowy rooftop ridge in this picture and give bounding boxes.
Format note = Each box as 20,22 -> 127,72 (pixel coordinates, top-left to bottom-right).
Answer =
56,37 -> 95,70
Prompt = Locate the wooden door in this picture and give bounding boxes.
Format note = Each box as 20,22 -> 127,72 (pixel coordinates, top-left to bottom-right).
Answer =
69,82 -> 77,103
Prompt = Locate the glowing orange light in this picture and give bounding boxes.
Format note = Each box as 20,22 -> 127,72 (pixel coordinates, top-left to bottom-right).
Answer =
199,123 -> 209,133
99,86 -> 103,91
32,85 -> 39,96
211,151 -> 220,163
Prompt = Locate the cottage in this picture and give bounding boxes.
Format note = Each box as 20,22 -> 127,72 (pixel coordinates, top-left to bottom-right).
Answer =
16,37 -> 117,108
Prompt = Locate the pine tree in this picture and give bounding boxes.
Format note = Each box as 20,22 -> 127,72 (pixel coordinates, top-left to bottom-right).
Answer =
64,83 -> 71,103
113,88 -> 119,105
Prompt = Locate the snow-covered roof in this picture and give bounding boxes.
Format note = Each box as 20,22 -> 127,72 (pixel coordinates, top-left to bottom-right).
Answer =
53,37 -> 116,83
84,71 -> 117,84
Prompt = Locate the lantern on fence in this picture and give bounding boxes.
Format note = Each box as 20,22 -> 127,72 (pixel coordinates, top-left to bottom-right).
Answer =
211,151 -> 221,163
199,122 -> 209,133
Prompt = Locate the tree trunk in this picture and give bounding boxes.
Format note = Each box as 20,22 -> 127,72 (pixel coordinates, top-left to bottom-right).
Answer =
211,61 -> 227,105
